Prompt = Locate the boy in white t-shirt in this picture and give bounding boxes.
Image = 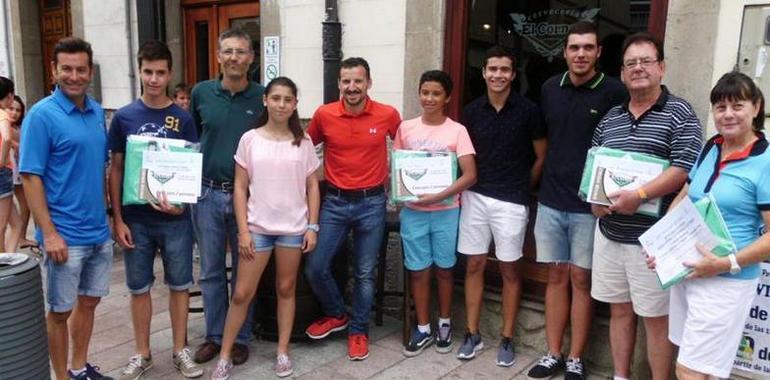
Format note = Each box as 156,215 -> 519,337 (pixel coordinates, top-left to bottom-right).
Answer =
393,70 -> 477,357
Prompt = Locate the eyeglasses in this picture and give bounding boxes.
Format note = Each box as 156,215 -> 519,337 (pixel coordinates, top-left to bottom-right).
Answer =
622,58 -> 659,69
219,49 -> 251,58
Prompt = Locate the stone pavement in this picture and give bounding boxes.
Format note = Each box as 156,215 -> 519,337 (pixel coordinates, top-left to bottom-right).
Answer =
43,250 -> 606,380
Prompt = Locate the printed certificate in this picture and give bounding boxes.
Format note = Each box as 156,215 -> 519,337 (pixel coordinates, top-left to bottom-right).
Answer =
639,196 -> 736,289
140,150 -> 203,204
123,136 -> 201,205
391,150 -> 457,203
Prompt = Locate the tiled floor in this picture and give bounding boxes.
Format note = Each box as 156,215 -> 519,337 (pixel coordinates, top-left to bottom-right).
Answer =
34,249 -> 606,380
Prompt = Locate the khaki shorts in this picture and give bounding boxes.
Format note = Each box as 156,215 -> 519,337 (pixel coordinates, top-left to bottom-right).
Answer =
590,229 -> 669,317
457,191 -> 527,262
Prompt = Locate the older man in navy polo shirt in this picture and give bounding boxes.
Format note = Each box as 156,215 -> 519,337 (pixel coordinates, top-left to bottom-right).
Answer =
590,33 -> 702,380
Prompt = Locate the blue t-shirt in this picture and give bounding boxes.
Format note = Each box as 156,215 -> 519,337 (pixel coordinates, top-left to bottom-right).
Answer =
108,99 -> 198,223
687,134 -> 770,280
19,87 -> 110,246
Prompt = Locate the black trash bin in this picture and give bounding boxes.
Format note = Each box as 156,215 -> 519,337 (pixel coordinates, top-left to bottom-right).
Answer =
0,254 -> 50,379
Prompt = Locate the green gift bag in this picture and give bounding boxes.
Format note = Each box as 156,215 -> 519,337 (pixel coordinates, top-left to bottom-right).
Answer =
578,146 -> 670,216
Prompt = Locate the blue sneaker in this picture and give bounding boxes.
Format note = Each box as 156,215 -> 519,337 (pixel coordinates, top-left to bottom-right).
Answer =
456,330 -> 483,360
403,327 -> 434,357
496,337 -> 516,367
68,363 -> 114,380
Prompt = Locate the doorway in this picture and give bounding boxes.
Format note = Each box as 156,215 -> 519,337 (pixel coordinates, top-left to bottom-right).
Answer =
39,0 -> 72,94
182,1 -> 259,86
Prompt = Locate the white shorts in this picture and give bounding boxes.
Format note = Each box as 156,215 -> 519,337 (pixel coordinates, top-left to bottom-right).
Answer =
669,276 -> 757,379
591,228 -> 669,317
457,191 -> 527,262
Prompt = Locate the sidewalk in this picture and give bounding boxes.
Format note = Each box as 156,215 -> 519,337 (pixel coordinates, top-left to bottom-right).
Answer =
37,249 -> 604,380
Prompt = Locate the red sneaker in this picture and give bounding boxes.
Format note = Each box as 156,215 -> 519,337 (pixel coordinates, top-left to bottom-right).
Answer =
348,333 -> 369,361
305,314 -> 349,339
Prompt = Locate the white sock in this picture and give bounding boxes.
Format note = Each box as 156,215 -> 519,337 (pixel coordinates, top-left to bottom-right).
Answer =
70,367 -> 86,375
417,323 -> 431,334
613,376 -> 630,380
438,317 -> 451,327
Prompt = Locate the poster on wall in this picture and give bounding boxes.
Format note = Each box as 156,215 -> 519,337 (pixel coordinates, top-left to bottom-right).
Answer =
734,262 -> 770,376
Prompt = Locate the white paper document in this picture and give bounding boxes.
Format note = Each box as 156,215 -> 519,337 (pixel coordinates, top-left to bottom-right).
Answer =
638,197 -> 721,288
140,150 -> 203,204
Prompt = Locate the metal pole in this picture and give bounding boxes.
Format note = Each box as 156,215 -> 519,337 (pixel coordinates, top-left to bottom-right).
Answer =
322,0 -> 341,104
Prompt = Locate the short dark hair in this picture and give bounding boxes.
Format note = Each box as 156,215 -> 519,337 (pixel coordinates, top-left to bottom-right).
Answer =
710,71 -> 765,131
218,28 -> 253,51
564,21 -> 599,47
0,76 -> 13,99
419,70 -> 453,96
621,32 -> 664,61
482,46 -> 516,69
53,37 -> 93,67
137,40 -> 173,71
340,57 -> 371,79
172,83 -> 190,98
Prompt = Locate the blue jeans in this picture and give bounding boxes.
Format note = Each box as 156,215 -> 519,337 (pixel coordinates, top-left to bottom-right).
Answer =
45,239 -> 113,312
191,185 -> 254,345
534,203 -> 596,270
305,193 -> 386,335
124,218 -> 194,294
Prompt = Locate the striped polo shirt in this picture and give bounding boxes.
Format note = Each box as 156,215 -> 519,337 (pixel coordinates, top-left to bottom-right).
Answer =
591,86 -> 703,244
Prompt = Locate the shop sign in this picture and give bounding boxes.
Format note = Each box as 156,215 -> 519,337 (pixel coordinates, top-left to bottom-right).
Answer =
735,262 -> 770,376
509,8 -> 600,61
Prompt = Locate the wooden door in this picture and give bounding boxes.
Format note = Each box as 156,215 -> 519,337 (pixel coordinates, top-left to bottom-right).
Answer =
39,0 -> 72,94
182,1 -> 260,86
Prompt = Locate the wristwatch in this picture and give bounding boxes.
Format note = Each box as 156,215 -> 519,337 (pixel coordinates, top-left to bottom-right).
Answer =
728,253 -> 741,275
307,223 -> 320,232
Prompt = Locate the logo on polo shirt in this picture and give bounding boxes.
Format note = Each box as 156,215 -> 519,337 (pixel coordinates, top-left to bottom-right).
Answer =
246,110 -> 254,115
590,109 -> 598,115
369,128 -> 377,135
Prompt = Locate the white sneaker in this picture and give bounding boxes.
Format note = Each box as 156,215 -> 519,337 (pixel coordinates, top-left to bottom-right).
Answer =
119,354 -> 153,380
173,347 -> 204,378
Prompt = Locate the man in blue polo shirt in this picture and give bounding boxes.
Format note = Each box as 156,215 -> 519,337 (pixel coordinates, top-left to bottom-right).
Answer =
20,37 -> 112,380
189,28 -> 265,366
456,45 -> 546,367
528,22 -> 626,380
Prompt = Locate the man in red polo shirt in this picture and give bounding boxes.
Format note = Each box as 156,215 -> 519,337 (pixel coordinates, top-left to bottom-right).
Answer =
304,57 -> 400,360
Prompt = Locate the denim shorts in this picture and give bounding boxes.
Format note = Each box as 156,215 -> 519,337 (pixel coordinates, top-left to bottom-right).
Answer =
124,218 -> 194,294
400,207 -> 459,271
251,232 -> 304,251
0,167 -> 13,198
533,203 -> 596,269
45,239 -> 114,312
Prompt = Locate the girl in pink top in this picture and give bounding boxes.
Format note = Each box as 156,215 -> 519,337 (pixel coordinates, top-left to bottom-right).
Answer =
214,77 -> 320,379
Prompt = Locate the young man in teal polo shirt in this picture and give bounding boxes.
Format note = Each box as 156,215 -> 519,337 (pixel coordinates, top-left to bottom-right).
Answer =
189,28 -> 265,366
20,37 -> 113,380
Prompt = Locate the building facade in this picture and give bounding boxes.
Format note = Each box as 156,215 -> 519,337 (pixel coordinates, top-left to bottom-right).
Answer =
1,1 -> 768,378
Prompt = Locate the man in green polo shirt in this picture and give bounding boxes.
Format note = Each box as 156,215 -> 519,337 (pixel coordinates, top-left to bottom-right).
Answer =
189,27 -> 264,366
